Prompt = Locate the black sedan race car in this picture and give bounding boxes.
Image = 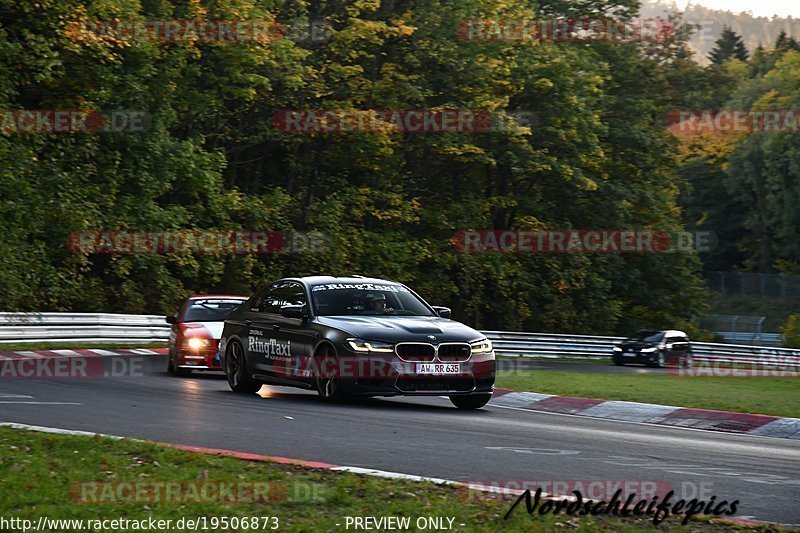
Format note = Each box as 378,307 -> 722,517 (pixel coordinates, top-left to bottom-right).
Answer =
612,329 -> 693,368
218,276 -> 496,409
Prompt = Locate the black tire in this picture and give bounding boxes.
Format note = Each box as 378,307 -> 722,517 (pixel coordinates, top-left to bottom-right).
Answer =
613,358 -> 624,366
450,393 -> 492,410
225,341 -> 261,394
167,351 -> 191,377
314,345 -> 349,402
656,351 -> 666,368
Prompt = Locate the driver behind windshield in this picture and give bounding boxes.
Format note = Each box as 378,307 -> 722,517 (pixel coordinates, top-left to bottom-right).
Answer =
367,293 -> 394,314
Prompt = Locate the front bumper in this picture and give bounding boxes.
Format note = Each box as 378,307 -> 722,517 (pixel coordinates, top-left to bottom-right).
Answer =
613,352 -> 691,367
278,351 -> 496,397
614,352 -> 656,363
176,348 -> 222,370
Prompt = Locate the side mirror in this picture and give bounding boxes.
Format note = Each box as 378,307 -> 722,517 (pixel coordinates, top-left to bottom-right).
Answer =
280,305 -> 307,319
165,315 -> 177,324
432,306 -> 451,319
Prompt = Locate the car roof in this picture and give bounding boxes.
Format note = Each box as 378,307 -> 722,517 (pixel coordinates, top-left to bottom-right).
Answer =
187,294 -> 248,300
631,329 -> 688,338
285,275 -> 404,286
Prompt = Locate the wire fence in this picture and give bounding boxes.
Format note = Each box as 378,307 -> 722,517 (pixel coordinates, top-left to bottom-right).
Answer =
701,314 -> 783,346
707,271 -> 800,300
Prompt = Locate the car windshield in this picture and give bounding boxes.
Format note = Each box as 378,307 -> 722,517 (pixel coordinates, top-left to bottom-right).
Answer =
183,299 -> 246,322
626,330 -> 665,343
311,283 -> 435,317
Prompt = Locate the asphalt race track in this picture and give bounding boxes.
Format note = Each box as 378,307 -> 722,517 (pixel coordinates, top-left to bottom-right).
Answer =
1,354 -> 799,526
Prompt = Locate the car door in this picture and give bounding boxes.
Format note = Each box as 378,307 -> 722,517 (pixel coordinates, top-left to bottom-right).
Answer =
243,282 -> 313,383
668,335 -> 691,364
168,300 -> 188,357
270,282 -> 316,382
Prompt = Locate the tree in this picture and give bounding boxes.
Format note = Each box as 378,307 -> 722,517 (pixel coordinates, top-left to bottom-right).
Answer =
775,30 -> 789,49
722,51 -> 800,272
709,26 -> 749,64
780,315 -> 800,348
0,0 -> 711,335
775,31 -> 800,53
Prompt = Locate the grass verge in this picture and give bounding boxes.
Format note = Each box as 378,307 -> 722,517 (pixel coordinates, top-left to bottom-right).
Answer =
0,426 -> 779,532
495,370 -> 800,418
497,356 -> 602,364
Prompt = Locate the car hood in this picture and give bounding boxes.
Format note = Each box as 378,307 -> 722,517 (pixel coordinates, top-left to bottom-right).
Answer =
315,316 -> 485,343
619,341 -> 659,350
181,321 -> 224,339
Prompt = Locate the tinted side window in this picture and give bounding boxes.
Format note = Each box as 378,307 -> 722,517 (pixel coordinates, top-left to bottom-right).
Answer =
251,282 -> 307,314
250,284 -> 280,313
668,336 -> 690,346
278,282 -> 307,309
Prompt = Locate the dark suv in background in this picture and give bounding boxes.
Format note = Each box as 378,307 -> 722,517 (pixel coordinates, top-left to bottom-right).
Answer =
612,330 -> 693,368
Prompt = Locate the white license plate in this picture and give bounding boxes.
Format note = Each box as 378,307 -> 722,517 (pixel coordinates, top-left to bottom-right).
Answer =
623,352 -> 638,357
415,363 -> 460,375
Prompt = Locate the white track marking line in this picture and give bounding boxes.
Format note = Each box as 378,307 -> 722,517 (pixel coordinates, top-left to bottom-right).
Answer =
89,349 -> 118,356
330,466 -> 460,485
0,394 -> 34,398
51,350 -> 82,357
0,401 -> 83,405
0,422 -> 120,437
13,351 -> 46,358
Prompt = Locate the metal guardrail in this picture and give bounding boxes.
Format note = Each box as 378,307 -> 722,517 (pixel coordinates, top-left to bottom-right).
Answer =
0,313 -> 169,344
716,331 -> 781,346
0,313 -> 798,369
482,330 -> 623,359
482,330 -> 800,368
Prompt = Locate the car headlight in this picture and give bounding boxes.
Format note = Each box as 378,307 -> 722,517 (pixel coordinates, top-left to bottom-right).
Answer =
641,347 -> 657,353
612,347 -> 622,352
346,338 -> 394,353
182,338 -> 212,349
470,339 -> 493,353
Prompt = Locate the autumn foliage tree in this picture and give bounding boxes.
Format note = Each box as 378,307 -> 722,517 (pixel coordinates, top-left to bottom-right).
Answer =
0,0 -> 710,334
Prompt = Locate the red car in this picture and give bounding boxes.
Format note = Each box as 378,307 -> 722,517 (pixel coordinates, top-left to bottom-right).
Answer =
166,295 -> 248,376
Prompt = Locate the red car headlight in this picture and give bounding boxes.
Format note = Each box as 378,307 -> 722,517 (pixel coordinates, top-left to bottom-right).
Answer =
181,338 -> 212,349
